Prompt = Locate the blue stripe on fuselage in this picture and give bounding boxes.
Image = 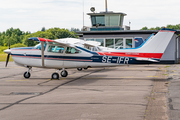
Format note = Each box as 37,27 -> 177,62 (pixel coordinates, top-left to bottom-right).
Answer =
12,47 -> 35,50
11,53 -> 159,64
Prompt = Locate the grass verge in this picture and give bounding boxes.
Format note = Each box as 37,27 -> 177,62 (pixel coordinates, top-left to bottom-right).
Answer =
0,54 -> 13,62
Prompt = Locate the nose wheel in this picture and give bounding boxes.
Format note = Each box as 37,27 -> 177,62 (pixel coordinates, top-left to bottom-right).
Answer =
23,67 -> 32,79
24,72 -> 31,79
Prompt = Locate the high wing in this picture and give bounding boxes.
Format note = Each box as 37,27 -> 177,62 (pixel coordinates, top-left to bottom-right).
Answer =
29,37 -> 103,50
28,37 -> 76,48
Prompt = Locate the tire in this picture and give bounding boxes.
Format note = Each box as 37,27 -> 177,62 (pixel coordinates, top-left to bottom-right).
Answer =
24,72 -> 31,79
77,68 -> 82,71
61,70 -> 68,77
84,68 -> 88,70
52,73 -> 59,79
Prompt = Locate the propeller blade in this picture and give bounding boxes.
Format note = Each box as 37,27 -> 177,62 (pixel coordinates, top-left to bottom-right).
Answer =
5,53 -> 10,67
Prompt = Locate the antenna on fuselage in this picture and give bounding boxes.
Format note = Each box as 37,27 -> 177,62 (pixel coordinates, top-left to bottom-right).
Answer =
83,0 -> 85,31
105,0 -> 108,12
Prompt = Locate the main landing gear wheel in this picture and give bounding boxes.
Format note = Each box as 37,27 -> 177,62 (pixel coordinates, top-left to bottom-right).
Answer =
84,68 -> 88,70
61,70 -> 68,77
24,72 -> 31,79
51,73 -> 59,79
77,68 -> 82,71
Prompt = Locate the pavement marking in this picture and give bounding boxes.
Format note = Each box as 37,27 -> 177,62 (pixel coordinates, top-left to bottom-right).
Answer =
85,77 -> 105,79
147,76 -> 159,78
6,80 -> 29,82
48,78 -> 67,80
125,68 -> 155,70
119,76 -> 134,78
171,73 -> 178,75
1,67 -> 24,69
84,76 -> 136,79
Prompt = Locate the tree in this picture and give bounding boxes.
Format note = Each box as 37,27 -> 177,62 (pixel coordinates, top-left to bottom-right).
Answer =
140,24 -> 180,30
23,28 -> 78,46
0,27 -> 29,47
141,27 -> 148,30
41,27 -> 46,32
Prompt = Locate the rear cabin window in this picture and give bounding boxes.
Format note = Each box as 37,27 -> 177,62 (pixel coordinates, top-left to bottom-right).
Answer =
48,45 -> 64,53
65,47 -> 81,54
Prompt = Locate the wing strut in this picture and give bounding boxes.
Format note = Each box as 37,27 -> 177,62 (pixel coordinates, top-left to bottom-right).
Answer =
41,42 -> 45,67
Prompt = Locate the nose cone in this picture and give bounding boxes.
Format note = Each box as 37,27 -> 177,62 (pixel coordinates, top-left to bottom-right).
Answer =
4,49 -> 11,54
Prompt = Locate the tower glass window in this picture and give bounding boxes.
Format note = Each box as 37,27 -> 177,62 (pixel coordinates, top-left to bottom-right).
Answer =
91,15 -> 105,26
105,15 -> 120,26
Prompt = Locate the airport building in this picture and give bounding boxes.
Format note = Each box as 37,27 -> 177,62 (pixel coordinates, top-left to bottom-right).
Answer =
77,3 -> 180,64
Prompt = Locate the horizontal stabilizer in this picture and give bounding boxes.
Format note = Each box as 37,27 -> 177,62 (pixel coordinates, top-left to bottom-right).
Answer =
135,58 -> 159,62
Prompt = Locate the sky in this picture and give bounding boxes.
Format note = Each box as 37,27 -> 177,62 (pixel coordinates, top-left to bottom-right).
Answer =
0,0 -> 180,33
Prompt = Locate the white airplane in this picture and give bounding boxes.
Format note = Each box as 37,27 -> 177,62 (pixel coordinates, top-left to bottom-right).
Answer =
4,28 -> 175,79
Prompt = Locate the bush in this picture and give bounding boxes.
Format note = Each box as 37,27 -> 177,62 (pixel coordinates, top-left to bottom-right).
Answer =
0,43 -> 27,53
11,43 -> 27,48
0,46 -> 8,53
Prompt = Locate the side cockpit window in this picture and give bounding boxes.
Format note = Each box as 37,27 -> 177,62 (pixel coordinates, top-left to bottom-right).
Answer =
48,45 -> 64,53
65,47 -> 81,54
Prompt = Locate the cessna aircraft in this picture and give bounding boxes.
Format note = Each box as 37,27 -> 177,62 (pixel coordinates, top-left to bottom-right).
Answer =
4,28 -> 175,79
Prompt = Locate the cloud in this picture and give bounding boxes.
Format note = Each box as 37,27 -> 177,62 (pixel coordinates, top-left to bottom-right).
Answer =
0,0 -> 180,32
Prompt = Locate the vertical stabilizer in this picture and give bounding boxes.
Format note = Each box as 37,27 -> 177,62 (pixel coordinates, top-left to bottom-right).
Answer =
138,28 -> 176,53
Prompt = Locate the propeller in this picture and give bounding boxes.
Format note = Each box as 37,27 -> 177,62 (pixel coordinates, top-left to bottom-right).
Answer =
5,39 -> 11,67
5,54 -> 10,67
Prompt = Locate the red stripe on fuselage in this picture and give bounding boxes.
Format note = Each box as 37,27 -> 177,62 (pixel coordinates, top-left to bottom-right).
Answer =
97,52 -> 163,59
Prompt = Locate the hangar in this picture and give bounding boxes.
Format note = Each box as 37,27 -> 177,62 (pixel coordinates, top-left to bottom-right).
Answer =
77,7 -> 180,64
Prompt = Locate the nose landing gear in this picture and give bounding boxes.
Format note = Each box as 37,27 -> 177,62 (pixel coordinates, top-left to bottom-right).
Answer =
24,67 -> 32,79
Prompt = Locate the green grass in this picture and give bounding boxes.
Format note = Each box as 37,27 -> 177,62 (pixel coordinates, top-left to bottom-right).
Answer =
0,54 -> 13,62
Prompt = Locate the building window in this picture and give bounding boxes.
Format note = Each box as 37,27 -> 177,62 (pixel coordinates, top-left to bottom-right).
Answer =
95,38 -> 104,46
85,38 -> 134,49
115,38 -> 123,49
86,38 -> 94,41
125,39 -> 133,48
106,38 -> 114,48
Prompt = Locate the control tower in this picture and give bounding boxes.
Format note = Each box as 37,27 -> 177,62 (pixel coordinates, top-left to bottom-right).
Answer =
86,0 -> 128,31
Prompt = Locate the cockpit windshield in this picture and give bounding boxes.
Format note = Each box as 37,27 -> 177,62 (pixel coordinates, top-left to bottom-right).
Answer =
34,43 -> 47,50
